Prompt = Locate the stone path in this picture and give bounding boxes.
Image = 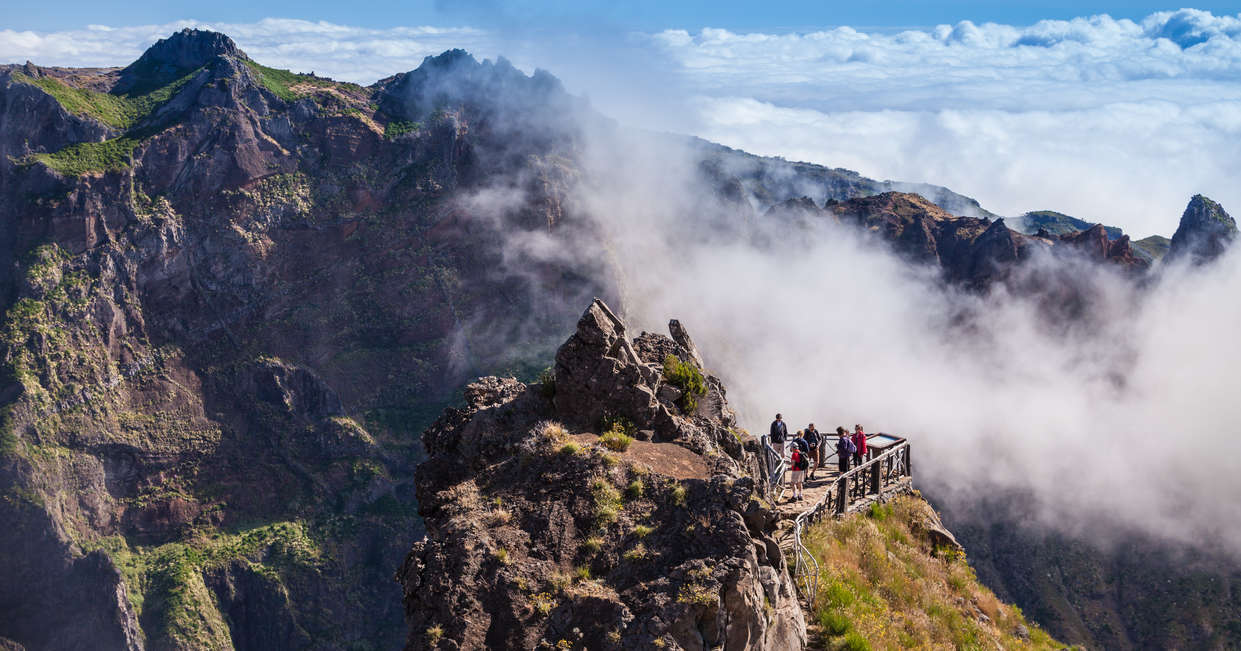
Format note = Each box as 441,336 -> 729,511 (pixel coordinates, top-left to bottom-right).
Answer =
771,461 -> 845,520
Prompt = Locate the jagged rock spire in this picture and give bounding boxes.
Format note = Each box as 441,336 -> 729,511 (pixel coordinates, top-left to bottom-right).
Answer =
1167,194 -> 1237,266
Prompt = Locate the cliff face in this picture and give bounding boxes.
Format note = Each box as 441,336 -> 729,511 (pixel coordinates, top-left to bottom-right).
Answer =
0,30 -> 602,650
939,493 -> 1241,649
399,300 -> 804,650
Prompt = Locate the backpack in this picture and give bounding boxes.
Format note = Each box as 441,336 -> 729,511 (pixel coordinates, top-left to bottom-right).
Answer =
837,436 -> 855,457
791,448 -> 807,471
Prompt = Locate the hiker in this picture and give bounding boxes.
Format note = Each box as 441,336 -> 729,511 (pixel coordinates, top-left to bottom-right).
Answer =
788,431 -> 809,501
852,424 -> 868,466
803,423 -> 822,479
769,413 -> 788,463
836,426 -> 856,473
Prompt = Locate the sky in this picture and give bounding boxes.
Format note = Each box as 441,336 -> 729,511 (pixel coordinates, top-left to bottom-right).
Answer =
4,4 -> 1241,236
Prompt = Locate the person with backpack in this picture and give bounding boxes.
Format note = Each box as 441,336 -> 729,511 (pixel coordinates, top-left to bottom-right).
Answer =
836,426 -> 856,473
852,424 -> 868,466
788,431 -> 809,501
769,413 -> 788,463
803,423 -> 822,479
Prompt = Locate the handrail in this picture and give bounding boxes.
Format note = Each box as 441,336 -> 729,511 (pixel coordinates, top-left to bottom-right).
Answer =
758,434 -> 786,502
788,440 -> 912,604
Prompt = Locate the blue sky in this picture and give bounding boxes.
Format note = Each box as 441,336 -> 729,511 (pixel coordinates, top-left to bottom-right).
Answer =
9,1 -> 1241,32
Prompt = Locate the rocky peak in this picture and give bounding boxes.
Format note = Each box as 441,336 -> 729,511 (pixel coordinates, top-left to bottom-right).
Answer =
399,299 -> 805,649
117,29 -> 241,93
1167,194 -> 1237,266
1059,223 -> 1145,267
375,48 -> 580,130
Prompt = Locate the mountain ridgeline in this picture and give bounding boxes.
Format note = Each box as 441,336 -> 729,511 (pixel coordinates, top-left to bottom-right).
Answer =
0,28 -> 1237,650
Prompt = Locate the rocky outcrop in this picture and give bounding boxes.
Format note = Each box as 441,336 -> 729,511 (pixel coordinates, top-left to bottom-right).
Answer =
1166,194 -> 1237,265
1058,223 -> 1145,268
399,299 -> 805,650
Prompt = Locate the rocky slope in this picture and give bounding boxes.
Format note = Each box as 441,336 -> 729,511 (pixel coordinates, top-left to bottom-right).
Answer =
940,493 -> 1241,649
399,300 -> 804,650
0,30 -> 608,650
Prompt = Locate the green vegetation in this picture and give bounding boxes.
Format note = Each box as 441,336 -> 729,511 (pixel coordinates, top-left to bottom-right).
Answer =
625,479 -> 644,499
426,625 -> 444,645
591,479 -> 623,527
600,428 -> 633,452
802,495 -> 1062,650
662,354 -> 707,413
0,405 -> 18,458
531,592 -> 556,616
243,59 -> 309,101
677,582 -> 716,606
31,137 -> 139,177
493,547 -> 511,565
12,68 -> 198,175
79,521 -> 322,648
536,366 -> 556,399
12,71 -> 195,130
580,537 -> 603,554
384,120 -> 422,140
631,524 -> 653,538
622,543 -> 648,562
670,484 -> 687,507
573,565 -> 591,582
243,59 -> 363,102
559,441 -> 581,455
1133,235 -> 1172,262
599,412 -> 636,438
537,421 -> 568,443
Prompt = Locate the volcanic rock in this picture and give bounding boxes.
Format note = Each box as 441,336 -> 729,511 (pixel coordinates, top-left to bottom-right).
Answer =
398,299 -> 804,650
1166,194 -> 1237,265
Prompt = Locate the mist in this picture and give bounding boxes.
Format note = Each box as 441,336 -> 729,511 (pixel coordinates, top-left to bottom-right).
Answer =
472,114 -> 1241,557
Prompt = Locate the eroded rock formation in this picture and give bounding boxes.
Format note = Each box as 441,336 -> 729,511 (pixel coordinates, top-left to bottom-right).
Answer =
399,300 -> 805,650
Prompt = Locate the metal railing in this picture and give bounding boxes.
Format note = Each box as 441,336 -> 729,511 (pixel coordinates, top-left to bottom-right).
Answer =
759,434 -> 786,503
787,441 -> 912,604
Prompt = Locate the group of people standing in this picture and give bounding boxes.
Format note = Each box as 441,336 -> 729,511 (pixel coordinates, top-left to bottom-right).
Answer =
768,413 -> 869,502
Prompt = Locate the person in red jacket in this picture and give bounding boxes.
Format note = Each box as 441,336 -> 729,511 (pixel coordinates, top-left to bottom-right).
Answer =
852,424 -> 868,466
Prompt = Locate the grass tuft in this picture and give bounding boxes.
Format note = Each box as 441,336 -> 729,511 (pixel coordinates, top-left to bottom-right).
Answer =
600,428 -> 633,452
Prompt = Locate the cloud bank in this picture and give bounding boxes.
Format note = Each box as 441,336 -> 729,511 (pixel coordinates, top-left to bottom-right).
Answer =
505,123 -> 1241,557
647,9 -> 1241,237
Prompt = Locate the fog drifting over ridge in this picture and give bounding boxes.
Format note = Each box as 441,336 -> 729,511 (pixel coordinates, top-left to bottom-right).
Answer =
5,9 -> 1241,236
482,120 -> 1241,556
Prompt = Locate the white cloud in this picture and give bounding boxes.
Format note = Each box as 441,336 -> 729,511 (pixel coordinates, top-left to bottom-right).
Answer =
638,10 -> 1241,236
